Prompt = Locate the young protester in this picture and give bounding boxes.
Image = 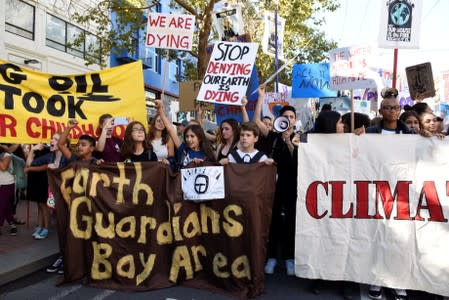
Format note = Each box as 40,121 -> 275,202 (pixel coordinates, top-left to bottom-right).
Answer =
262,116 -> 274,131
155,99 -> 215,169
24,133 -> 68,240
341,112 -> 371,133
48,120 -> 99,275
120,121 -> 158,162
95,114 -> 123,162
366,88 -> 413,135
220,122 -> 274,165
399,110 -> 420,133
58,119 -> 99,163
148,114 -> 174,164
418,111 -> 446,138
254,85 -> 298,276
215,118 -> 240,161
365,87 -> 410,300
0,147 -> 17,236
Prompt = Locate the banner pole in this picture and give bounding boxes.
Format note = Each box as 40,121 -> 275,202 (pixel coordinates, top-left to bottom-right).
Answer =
161,50 -> 170,99
392,48 -> 398,89
350,89 -> 354,133
274,3 -> 279,93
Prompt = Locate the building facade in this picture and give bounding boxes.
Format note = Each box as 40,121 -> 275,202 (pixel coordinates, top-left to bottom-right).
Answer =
0,0 -> 102,74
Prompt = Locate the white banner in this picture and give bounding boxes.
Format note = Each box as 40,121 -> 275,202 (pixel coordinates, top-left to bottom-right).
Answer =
378,0 -> 423,49
181,166 -> 225,201
262,11 -> 285,61
329,45 -> 379,90
197,42 -> 258,106
296,134 -> 449,297
146,13 -> 195,50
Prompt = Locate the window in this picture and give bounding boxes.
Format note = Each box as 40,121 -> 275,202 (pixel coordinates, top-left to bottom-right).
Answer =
46,14 -> 101,63
169,60 -> 180,82
142,48 -> 154,69
5,0 -> 35,40
154,51 -> 161,74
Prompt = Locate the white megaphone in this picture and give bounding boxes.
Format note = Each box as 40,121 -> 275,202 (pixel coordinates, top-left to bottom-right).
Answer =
273,116 -> 290,133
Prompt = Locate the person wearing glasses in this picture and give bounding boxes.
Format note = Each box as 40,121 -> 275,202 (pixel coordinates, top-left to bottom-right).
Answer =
365,88 -> 413,135
365,87 -> 410,299
120,121 -> 158,162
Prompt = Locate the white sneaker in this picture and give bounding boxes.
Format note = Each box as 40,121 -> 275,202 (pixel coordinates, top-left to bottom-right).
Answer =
264,258 -> 277,274
285,259 -> 295,276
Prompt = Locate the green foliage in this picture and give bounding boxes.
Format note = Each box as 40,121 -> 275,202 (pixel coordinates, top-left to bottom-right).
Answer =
70,0 -> 339,84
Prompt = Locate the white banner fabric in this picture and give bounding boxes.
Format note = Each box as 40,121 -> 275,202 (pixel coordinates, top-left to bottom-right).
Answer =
295,134 -> 449,297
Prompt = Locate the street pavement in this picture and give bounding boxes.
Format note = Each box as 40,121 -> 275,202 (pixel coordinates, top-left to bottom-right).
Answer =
0,201 -> 441,300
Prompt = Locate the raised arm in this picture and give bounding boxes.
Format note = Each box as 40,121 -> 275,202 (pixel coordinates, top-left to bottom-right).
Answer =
58,119 -> 77,160
253,85 -> 269,137
96,117 -> 114,152
25,144 -> 44,167
155,99 -> 182,149
241,96 -> 249,123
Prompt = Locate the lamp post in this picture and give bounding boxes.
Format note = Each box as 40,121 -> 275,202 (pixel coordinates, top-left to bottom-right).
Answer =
274,0 -> 279,93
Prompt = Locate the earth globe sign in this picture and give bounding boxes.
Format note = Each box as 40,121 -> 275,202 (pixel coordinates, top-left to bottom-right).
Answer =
390,3 -> 411,26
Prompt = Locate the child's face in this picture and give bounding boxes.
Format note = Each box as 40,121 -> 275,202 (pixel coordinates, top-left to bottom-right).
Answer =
221,122 -> 233,141
131,124 -> 146,142
405,116 -> 420,133
239,130 -> 258,149
76,140 -> 94,158
50,134 -> 60,152
420,113 -> 437,133
185,129 -> 200,151
154,116 -> 165,131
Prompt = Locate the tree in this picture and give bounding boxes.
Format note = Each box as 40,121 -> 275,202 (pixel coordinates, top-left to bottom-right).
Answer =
70,0 -> 339,85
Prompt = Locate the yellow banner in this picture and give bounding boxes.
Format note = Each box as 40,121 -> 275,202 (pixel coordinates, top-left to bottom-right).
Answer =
0,60 -> 147,143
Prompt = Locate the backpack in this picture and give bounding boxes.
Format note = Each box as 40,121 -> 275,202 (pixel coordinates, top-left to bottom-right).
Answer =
230,149 -> 265,164
7,154 -> 27,189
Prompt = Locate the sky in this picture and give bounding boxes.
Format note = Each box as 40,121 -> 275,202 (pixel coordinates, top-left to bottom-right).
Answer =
319,0 -> 449,75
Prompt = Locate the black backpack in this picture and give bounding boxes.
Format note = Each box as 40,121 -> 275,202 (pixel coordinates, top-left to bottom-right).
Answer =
229,149 -> 265,164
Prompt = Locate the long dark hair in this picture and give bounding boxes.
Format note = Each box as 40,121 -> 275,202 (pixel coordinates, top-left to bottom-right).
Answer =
120,121 -> 153,160
184,124 -> 216,162
216,118 -> 239,146
147,114 -> 169,145
314,111 -> 341,133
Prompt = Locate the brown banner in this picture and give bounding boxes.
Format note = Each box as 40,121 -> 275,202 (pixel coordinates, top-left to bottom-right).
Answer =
48,161 -> 276,298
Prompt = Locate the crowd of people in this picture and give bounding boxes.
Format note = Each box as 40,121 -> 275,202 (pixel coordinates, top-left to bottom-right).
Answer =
0,86 -> 447,299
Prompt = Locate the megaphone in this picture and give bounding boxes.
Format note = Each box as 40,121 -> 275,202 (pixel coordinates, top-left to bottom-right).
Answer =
273,116 -> 290,133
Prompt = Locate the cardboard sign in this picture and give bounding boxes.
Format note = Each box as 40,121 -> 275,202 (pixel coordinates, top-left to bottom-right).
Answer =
212,5 -> 245,41
405,62 -> 435,100
146,13 -> 195,50
329,45 -> 378,90
197,41 -> 258,106
441,71 -> 449,102
262,11 -> 285,61
378,0 -> 423,49
292,63 -> 337,98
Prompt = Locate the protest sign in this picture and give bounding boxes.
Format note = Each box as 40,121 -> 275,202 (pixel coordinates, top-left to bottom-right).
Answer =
179,81 -> 214,112
212,5 -> 245,41
292,63 -> 336,98
181,166 -> 225,201
197,41 -> 258,106
329,45 -> 378,90
48,162 -> 276,298
262,11 -> 285,61
378,0 -> 423,49
296,134 -> 449,297
405,62 -> 435,100
146,13 -> 195,50
0,60 -> 146,144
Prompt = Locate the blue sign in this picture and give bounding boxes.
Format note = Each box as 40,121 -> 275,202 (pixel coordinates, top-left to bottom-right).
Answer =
292,63 -> 337,98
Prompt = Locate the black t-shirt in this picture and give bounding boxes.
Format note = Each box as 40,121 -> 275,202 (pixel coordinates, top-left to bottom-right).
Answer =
127,151 -> 158,162
267,131 -> 298,189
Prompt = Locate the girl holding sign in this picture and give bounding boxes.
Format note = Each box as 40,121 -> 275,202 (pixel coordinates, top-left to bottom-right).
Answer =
155,99 -> 215,169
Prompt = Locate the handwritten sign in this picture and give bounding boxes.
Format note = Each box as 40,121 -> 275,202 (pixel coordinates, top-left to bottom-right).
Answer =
146,13 -> 195,50
197,42 -> 258,106
329,45 -> 377,90
292,63 -> 336,98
